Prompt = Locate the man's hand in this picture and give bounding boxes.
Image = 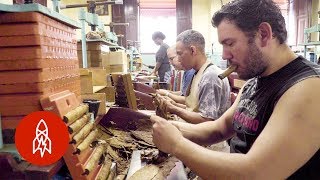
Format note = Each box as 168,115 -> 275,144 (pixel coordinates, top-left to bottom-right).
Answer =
157,95 -> 176,113
150,115 -> 184,154
156,89 -> 169,96
150,71 -> 157,76
162,98 -> 176,113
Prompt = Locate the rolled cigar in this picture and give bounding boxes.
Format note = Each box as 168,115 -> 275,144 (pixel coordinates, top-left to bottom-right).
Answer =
96,158 -> 113,180
83,145 -> 105,175
63,104 -> 89,124
71,122 -> 94,144
218,65 -> 237,80
115,175 -> 126,180
107,163 -> 116,180
68,113 -> 91,134
74,129 -> 99,154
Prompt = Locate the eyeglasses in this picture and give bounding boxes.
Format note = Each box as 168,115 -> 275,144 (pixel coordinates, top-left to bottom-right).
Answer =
169,56 -> 176,61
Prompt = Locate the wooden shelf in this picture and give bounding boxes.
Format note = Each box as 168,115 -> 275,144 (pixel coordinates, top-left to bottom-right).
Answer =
300,24 -> 320,58
304,24 -> 320,34
93,86 -> 106,93
78,39 -> 118,47
298,42 -> 320,46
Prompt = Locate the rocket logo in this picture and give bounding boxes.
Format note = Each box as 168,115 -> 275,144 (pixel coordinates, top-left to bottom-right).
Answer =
32,119 -> 52,158
15,111 -> 69,166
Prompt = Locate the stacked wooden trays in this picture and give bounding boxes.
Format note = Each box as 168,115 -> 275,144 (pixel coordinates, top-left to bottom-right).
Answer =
0,11 -> 81,130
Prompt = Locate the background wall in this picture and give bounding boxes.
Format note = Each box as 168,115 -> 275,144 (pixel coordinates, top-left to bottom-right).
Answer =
311,0 -> 320,61
142,0 -> 232,68
311,0 -> 319,41
59,0 -> 112,39
140,54 -> 155,68
1,0 -> 13,4
191,0 -> 211,52
192,0 -> 231,67
192,0 -> 213,52
41,0 -> 112,40
0,0 -> 112,39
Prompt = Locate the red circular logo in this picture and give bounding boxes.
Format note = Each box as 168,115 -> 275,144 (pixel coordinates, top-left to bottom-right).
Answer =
15,111 -> 69,166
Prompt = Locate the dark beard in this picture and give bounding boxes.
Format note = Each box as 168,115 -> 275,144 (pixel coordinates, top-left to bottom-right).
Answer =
239,42 -> 267,80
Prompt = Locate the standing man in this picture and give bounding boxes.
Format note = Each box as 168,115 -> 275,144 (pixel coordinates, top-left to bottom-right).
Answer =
161,30 -> 231,124
151,31 -> 171,89
151,0 -> 320,179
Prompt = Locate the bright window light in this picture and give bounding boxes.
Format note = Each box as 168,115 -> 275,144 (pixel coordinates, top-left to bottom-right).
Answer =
140,9 -> 177,53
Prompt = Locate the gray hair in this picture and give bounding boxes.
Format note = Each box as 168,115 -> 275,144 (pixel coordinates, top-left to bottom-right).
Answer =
176,30 -> 205,54
167,44 -> 176,53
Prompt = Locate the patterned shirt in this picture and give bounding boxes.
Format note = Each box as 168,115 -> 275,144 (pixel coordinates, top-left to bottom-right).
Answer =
198,64 -> 231,119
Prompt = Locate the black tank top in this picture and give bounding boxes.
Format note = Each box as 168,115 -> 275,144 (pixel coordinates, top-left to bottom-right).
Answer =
230,56 -> 320,179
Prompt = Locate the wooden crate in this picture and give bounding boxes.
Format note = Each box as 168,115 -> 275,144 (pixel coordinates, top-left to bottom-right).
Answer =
111,73 -> 137,110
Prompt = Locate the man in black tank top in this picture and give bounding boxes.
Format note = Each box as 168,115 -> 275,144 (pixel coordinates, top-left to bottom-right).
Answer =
149,0 -> 320,179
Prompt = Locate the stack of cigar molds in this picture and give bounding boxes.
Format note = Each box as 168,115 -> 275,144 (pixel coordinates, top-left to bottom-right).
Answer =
0,11 -> 81,143
62,104 -> 115,180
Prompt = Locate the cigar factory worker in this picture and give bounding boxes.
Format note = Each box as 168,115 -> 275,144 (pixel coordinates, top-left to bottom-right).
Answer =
157,45 -> 196,101
151,0 -> 320,179
160,30 -> 231,124
150,31 -> 172,88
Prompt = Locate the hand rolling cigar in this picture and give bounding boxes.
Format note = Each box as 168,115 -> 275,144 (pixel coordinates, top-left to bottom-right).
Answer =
218,65 -> 237,79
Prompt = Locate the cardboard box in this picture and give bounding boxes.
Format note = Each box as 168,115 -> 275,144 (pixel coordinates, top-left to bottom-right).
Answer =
89,68 -> 107,86
109,51 -> 127,65
96,86 -> 115,102
77,41 -> 110,68
77,41 -> 110,51
106,74 -> 113,86
102,52 -> 110,67
105,65 -> 111,74
110,64 -> 127,73
80,69 -> 93,94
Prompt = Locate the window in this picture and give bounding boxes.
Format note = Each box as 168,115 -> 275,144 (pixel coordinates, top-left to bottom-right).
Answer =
139,8 -> 176,53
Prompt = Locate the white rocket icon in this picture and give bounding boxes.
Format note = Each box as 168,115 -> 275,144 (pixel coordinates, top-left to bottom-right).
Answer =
32,119 -> 52,158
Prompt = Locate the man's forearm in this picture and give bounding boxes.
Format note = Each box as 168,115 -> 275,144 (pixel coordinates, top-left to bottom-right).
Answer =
173,107 -> 209,124
170,91 -> 182,95
153,62 -> 162,74
168,93 -> 185,104
172,138 -> 255,180
172,101 -> 186,109
171,120 -> 229,145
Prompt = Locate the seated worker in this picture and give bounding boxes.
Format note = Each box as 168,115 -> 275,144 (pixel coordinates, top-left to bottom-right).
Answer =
151,0 -> 320,179
159,30 -> 231,124
157,45 -> 196,103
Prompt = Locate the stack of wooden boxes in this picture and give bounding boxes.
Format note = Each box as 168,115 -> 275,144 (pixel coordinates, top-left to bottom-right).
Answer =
0,11 -> 80,142
77,41 -> 109,69
107,50 -> 128,73
79,68 -> 108,116
77,41 -> 129,73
